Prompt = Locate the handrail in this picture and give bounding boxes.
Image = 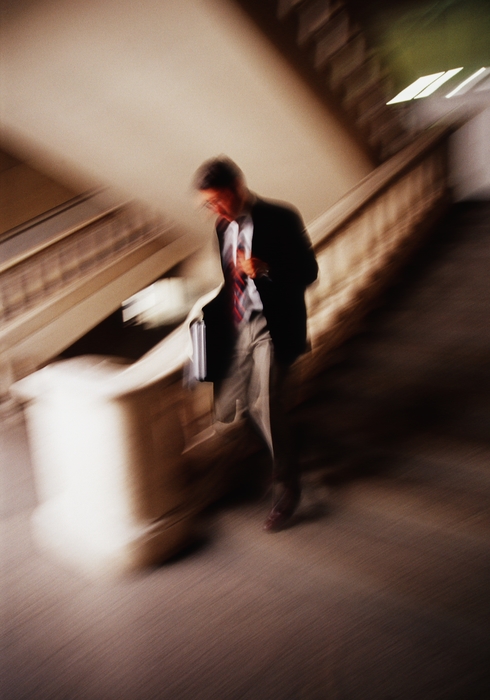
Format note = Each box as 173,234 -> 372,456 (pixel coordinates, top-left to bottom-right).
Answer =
0,188 -> 104,247
0,200 -> 175,329
308,123 -> 452,248
0,202 -> 125,275
302,122 -> 452,375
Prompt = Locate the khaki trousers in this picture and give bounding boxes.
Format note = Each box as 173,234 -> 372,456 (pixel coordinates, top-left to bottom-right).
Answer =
214,312 -> 296,484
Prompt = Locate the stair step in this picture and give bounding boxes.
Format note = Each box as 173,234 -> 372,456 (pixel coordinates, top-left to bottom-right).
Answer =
357,112 -> 393,145
339,57 -> 383,100
377,132 -> 411,160
366,118 -> 407,152
297,0 -> 344,45
343,73 -> 387,114
358,106 -> 403,139
313,9 -> 352,69
364,102 -> 405,127
277,0 -> 309,21
325,33 -> 368,91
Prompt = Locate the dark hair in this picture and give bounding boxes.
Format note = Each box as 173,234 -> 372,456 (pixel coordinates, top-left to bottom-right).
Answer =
194,156 -> 243,190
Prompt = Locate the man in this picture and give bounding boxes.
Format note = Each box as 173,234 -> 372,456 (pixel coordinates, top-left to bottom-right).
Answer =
194,157 -> 318,531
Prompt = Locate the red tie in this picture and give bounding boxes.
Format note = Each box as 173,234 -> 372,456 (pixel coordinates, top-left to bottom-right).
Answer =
232,228 -> 247,325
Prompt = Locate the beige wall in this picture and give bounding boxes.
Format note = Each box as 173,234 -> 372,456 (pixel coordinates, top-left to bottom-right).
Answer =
0,149 -> 81,235
1,0 -> 373,252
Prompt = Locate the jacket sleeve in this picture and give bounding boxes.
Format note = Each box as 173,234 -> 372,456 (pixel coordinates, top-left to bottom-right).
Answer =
258,206 -> 318,289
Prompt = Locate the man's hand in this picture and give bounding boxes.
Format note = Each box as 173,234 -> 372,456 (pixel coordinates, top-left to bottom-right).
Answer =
236,249 -> 269,279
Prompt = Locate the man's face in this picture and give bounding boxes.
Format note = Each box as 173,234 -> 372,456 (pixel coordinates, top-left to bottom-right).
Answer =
199,185 -> 243,222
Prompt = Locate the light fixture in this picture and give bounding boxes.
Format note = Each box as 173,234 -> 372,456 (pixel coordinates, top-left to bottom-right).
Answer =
414,68 -> 463,98
387,73 -> 444,104
446,67 -> 488,97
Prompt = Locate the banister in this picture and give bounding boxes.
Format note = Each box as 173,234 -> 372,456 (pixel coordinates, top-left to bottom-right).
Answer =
0,203 -> 126,275
308,123 -> 453,248
0,189 -> 106,247
0,198 -> 186,396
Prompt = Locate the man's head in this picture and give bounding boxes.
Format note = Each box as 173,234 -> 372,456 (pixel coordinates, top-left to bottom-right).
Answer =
194,157 -> 248,222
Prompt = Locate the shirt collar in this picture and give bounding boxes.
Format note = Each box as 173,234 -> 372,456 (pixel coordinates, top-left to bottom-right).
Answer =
235,191 -> 256,220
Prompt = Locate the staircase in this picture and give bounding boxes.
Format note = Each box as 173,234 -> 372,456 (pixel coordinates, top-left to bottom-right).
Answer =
242,0 -> 413,162
5,125 -> 453,575
2,202 -> 489,699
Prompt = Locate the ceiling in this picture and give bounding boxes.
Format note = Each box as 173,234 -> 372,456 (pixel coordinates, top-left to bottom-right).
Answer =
346,0 -> 490,95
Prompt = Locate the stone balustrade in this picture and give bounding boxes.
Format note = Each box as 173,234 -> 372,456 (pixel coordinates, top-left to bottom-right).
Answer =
302,125 -> 450,378
0,201 -> 191,396
0,203 -> 169,325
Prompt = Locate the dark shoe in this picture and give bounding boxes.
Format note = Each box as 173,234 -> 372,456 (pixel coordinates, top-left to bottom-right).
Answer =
263,484 -> 301,532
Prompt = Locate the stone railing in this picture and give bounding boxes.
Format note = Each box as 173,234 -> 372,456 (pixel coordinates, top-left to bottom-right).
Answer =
302,122 -> 451,380
1,205 -> 149,321
0,200 -> 190,395
11,124 -> 453,574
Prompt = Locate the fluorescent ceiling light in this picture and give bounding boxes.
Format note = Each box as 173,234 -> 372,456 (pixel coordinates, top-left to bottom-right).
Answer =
387,73 -> 444,104
446,67 -> 488,97
414,68 -> 463,98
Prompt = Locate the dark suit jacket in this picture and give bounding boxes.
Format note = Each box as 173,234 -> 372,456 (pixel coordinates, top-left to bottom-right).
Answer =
203,197 -> 318,382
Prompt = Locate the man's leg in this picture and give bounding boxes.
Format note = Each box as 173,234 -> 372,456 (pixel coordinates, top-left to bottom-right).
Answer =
213,321 -> 254,425
246,315 -> 301,531
214,313 -> 301,530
